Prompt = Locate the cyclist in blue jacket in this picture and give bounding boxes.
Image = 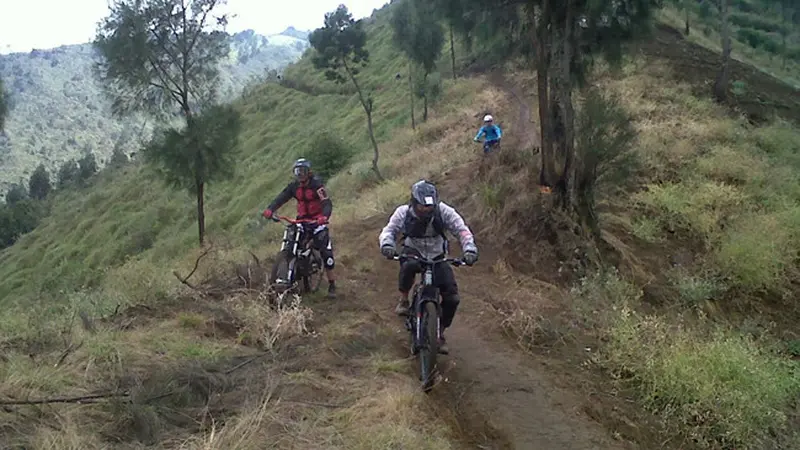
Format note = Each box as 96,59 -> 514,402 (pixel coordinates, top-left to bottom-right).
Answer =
473,114 -> 502,153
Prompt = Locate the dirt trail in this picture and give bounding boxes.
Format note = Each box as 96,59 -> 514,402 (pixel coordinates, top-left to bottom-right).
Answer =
333,77 -> 629,448
340,218 -> 627,449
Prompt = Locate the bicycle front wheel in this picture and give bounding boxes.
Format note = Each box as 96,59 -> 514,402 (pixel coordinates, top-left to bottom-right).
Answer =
419,301 -> 439,393
269,251 -> 294,293
301,249 -> 325,294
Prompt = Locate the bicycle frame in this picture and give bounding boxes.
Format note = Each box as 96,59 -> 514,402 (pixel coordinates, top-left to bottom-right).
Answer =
272,215 -> 318,287
393,255 -> 464,354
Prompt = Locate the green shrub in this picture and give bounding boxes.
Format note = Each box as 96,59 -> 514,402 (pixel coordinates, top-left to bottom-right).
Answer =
730,13 -> 786,34
633,180 -> 747,241
714,212 -> 795,292
605,307 -> 800,448
302,130 -> 354,180
736,28 -> 781,54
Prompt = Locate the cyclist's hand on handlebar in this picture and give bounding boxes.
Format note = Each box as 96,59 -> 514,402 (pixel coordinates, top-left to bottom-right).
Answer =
463,250 -> 478,266
262,209 -> 273,220
381,245 -> 396,260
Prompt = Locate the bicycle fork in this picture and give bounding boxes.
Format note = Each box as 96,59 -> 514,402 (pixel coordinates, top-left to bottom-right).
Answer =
406,269 -> 441,355
279,227 -> 302,285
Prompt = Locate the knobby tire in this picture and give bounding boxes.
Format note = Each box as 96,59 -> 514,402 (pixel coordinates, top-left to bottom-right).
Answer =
420,301 -> 439,393
270,251 -> 294,292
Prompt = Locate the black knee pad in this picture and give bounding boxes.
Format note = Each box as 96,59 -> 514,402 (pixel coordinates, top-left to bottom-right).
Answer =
321,249 -> 335,269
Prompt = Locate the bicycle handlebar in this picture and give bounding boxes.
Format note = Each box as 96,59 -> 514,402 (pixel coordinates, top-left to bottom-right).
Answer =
390,254 -> 466,267
269,215 -> 318,225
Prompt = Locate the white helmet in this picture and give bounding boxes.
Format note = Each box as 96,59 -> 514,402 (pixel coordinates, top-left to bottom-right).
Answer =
483,114 -> 493,122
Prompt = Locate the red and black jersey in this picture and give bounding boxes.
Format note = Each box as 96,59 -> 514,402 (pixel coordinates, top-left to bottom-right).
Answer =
267,175 -> 332,220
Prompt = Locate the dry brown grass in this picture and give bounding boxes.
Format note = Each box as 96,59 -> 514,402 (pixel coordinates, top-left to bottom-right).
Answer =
0,77 -> 505,448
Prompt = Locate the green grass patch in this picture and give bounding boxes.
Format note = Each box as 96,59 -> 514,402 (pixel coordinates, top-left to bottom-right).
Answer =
574,272 -> 800,448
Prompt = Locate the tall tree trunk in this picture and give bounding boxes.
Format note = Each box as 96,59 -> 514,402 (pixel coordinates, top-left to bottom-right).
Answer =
780,0 -> 790,70
422,72 -> 429,122
534,1 -> 558,188
782,32 -> 787,69
449,24 -> 457,80
558,1 -> 579,213
196,178 -> 205,245
366,106 -> 382,179
713,0 -> 731,103
344,62 -> 383,180
409,60 -> 416,130
685,5 -> 690,35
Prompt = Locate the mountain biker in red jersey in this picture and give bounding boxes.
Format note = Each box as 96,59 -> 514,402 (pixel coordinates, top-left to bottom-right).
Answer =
378,180 -> 478,354
262,158 -> 337,299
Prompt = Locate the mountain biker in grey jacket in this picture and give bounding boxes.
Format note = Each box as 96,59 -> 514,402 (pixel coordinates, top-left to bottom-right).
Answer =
378,180 -> 478,354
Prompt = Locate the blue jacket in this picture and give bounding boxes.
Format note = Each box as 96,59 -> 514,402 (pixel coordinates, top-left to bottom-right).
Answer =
474,124 -> 502,142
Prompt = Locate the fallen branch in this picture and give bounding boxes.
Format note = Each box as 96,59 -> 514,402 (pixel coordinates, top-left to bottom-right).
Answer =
279,398 -> 345,408
0,392 -> 129,406
224,352 -> 271,375
54,341 -> 84,368
248,251 -> 261,266
174,242 -> 214,287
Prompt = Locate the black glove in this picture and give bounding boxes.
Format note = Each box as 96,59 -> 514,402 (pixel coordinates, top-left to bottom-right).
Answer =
463,250 -> 478,266
381,245 -> 396,259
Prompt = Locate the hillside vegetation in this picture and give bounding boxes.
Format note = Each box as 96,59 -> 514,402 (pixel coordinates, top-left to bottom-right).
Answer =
661,0 -> 800,88
0,28 -> 308,195
1,1 -> 800,449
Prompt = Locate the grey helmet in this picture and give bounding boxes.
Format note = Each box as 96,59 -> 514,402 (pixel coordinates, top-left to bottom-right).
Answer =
410,180 -> 438,218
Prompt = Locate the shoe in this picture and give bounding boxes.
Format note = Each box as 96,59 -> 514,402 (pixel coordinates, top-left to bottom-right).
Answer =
438,334 -> 449,355
395,294 -> 410,316
327,282 -> 336,299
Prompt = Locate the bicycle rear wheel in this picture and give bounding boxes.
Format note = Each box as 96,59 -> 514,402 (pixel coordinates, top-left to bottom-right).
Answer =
419,301 -> 439,393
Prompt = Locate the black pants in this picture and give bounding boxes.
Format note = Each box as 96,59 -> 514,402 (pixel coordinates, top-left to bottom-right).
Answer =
311,227 -> 335,270
398,249 -> 460,329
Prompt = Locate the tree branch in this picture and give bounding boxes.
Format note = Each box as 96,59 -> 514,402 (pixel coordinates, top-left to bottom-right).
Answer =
0,392 -> 129,406
186,0 -> 217,58
342,59 -> 369,113
172,241 -> 213,287
147,29 -> 187,99
146,56 -> 185,105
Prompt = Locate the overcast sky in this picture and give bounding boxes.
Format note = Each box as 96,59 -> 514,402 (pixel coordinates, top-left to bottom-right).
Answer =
0,0 -> 389,54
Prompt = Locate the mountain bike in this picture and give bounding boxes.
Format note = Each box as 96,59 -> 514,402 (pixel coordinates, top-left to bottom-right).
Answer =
268,215 -> 324,296
475,137 -> 501,154
391,254 -> 466,393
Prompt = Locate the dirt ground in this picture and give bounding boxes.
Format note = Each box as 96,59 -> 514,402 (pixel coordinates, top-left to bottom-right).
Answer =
6,21 -> 796,449
638,23 -> 800,125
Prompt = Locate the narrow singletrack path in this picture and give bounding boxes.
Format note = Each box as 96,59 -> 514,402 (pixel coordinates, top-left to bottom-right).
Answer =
326,74 -> 630,449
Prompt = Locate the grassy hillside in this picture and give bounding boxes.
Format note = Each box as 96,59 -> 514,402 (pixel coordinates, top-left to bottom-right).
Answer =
0,5 -> 456,306
0,29 -> 308,196
660,0 -> 800,88
2,2 -> 800,449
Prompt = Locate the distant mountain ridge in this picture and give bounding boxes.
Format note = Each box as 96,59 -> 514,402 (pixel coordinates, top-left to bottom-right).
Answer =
0,28 -> 308,195
279,26 -> 310,40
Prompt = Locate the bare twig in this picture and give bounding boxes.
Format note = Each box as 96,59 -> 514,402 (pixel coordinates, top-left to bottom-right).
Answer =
224,353 -> 271,375
174,242 -> 214,286
279,399 -> 344,408
248,251 -> 261,266
54,341 -> 84,368
78,311 -> 96,333
0,392 -> 129,406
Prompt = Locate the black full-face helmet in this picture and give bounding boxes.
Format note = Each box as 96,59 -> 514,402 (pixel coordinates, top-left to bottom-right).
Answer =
293,158 -> 311,181
410,180 -> 438,219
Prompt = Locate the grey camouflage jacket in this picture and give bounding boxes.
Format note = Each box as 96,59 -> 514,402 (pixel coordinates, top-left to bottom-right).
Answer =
378,202 -> 478,260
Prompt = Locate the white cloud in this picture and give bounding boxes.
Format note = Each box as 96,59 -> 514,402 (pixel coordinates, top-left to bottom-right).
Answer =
0,0 -> 388,54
